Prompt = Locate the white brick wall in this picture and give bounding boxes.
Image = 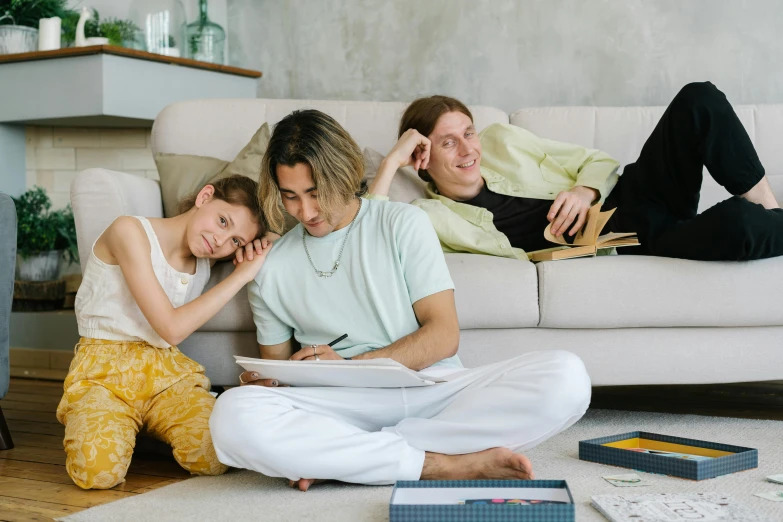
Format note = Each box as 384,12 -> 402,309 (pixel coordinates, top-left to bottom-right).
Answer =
25,126 -> 159,209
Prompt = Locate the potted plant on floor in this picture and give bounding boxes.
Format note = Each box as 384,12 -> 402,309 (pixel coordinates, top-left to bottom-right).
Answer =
13,186 -> 79,282
0,0 -> 70,54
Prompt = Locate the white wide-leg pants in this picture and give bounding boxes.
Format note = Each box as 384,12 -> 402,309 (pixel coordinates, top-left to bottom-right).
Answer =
210,350 -> 591,485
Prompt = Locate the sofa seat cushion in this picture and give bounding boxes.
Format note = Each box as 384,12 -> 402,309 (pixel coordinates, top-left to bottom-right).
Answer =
198,253 -> 541,333
200,262 -> 257,332
446,254 -> 539,329
537,255 -> 783,328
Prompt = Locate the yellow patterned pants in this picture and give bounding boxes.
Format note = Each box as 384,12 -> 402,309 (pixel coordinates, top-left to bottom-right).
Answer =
56,338 -> 228,490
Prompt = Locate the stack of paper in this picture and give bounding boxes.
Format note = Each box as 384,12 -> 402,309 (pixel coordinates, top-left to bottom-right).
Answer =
234,356 -> 459,388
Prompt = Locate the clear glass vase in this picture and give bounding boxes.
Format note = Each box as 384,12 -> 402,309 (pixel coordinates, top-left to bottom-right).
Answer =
129,0 -> 187,57
185,0 -> 225,64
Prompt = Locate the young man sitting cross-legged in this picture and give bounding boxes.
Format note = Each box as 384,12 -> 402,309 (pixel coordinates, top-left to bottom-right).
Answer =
209,109 -> 591,490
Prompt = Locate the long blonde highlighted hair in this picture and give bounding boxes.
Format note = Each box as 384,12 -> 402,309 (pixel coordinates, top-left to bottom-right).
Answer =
260,110 -> 367,234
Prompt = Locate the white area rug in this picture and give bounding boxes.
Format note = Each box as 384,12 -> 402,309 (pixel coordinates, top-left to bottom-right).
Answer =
60,409 -> 783,521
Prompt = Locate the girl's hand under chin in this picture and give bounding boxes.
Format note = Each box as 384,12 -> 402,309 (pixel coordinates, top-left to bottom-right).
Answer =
232,238 -> 273,282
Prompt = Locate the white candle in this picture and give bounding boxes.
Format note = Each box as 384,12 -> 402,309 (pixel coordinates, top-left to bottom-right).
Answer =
38,17 -> 61,51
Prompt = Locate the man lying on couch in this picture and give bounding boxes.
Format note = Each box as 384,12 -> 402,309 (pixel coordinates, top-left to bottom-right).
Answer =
209,109 -> 591,490
369,82 -> 783,261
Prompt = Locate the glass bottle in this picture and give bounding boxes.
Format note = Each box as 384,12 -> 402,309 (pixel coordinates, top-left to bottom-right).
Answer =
129,0 -> 187,57
185,0 -> 225,64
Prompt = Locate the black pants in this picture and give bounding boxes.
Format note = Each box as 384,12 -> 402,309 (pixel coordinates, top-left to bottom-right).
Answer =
605,81 -> 783,261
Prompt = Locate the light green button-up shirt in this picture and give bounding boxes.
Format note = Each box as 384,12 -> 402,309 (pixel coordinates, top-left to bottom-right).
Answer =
369,123 -> 620,261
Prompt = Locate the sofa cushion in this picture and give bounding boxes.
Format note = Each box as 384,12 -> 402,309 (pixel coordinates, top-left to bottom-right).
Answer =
197,252 -> 540,334
0,194 -> 16,398
362,147 -> 427,203
155,122 -> 270,217
537,255 -> 783,328
200,262 -> 256,332
72,169 -> 164,272
446,254 -> 539,329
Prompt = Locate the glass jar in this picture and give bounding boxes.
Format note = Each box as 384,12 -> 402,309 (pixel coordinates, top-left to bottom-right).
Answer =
129,0 -> 186,57
185,0 -> 225,64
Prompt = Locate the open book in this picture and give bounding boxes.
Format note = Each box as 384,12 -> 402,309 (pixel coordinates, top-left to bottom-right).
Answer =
234,356 -> 459,388
530,204 -> 639,262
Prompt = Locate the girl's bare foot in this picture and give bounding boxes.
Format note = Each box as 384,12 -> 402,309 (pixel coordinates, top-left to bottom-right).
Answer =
421,447 -> 534,481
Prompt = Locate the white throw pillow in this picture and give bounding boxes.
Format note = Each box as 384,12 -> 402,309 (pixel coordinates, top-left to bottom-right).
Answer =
362,147 -> 428,204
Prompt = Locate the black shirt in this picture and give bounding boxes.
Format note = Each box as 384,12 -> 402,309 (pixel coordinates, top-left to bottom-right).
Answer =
463,185 -> 563,252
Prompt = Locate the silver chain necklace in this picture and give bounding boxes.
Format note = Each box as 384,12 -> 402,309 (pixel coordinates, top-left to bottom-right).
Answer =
302,198 -> 362,278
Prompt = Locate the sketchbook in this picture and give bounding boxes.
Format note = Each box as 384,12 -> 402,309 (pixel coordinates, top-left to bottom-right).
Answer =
234,356 -> 453,388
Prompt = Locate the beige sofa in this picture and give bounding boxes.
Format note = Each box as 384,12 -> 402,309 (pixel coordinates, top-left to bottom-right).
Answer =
71,99 -> 783,387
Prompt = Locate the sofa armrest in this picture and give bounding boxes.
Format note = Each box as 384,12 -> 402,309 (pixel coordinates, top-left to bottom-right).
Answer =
0,194 -> 16,399
71,169 -> 163,273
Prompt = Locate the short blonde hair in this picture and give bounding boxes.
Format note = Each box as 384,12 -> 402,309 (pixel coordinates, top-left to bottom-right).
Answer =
260,110 -> 367,234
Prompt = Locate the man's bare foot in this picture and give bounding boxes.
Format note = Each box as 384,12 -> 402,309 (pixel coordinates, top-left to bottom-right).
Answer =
286,448 -> 532,490
421,448 -> 534,481
288,478 -> 326,492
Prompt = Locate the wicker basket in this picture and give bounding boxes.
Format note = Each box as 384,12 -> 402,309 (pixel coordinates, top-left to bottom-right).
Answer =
12,279 -> 66,312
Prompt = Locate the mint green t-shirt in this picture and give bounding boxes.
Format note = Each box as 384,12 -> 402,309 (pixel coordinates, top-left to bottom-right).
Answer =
247,198 -> 462,368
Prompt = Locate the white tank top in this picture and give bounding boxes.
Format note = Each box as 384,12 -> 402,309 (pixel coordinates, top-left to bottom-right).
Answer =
75,216 -> 211,348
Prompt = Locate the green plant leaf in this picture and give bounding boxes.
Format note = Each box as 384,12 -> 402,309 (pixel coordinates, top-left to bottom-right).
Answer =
13,187 -> 79,263
99,17 -> 140,46
0,0 -> 72,29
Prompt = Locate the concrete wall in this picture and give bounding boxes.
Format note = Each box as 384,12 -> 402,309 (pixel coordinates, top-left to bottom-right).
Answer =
227,0 -> 783,111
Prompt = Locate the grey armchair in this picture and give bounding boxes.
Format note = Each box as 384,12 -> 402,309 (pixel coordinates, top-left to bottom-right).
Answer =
0,193 -> 16,449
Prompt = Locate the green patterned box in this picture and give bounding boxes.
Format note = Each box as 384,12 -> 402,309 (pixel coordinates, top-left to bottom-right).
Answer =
579,431 -> 758,480
389,479 -> 575,522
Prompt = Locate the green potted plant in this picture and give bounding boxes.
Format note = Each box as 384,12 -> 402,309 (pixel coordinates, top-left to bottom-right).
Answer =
61,9 -> 140,47
13,186 -> 79,281
99,17 -> 140,47
0,0 -> 70,54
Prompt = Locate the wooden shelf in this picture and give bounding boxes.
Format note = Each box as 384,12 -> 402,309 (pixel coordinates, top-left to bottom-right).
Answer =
0,45 -> 262,79
0,46 -> 260,127
0,43 -> 261,196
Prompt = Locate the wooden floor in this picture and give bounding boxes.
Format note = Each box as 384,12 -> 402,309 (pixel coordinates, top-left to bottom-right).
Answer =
0,378 -> 190,522
1,377 -> 782,522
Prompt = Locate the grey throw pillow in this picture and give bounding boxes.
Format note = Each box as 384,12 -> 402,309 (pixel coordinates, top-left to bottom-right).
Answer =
155,123 -> 270,217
